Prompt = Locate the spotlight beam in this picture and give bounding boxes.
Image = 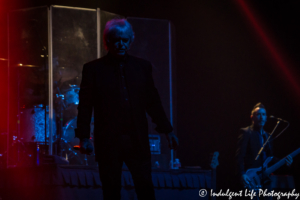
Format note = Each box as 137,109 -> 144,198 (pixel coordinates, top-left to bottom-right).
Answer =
236,0 -> 300,96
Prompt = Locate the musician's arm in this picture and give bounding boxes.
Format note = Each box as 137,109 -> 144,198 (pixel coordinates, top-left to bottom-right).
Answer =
236,129 -> 251,185
144,63 -> 173,134
75,63 -> 94,154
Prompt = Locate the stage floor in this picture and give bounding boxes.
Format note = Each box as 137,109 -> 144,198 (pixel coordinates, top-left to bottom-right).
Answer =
0,165 -> 213,200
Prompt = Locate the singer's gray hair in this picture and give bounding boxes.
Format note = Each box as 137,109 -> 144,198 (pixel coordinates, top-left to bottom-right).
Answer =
103,19 -> 135,51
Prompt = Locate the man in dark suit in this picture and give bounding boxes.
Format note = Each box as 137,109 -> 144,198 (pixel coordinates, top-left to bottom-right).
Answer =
236,103 -> 292,189
75,19 -> 178,200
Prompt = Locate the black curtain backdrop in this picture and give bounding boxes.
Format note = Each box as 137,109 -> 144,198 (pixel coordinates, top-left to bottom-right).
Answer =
1,0 -> 300,191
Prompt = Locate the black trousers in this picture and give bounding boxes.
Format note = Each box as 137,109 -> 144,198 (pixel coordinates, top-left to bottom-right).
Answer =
98,134 -> 155,200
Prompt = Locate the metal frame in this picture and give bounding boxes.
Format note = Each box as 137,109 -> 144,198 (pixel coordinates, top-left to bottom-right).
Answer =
48,6 -> 54,155
48,5 -> 99,155
97,8 -> 101,58
168,22 -> 174,169
52,5 -> 96,11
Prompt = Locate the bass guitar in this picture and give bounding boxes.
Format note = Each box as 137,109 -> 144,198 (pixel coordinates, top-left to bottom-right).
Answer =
245,147 -> 300,190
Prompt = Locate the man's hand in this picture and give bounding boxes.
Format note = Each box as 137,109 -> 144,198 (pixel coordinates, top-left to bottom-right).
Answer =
166,132 -> 179,150
285,155 -> 293,167
79,138 -> 94,155
241,174 -> 251,187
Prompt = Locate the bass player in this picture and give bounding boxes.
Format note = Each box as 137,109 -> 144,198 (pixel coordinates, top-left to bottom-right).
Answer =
235,103 -> 293,195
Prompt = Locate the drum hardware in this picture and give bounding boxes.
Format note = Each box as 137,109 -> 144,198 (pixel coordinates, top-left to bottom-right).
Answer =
20,104 -> 57,143
72,146 -> 89,166
56,94 -> 66,107
10,60 -> 87,165
61,117 -> 96,165
12,62 -> 49,165
60,138 -> 79,162
7,140 -> 48,167
16,66 -> 77,85
54,84 -> 96,165
62,85 -> 80,107
54,67 -> 78,83
54,86 -> 66,157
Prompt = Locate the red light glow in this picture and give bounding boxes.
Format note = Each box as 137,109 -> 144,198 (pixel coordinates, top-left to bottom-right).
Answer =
236,0 -> 300,97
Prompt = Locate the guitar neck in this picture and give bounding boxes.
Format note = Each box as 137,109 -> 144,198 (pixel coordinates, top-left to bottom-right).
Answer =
266,148 -> 300,175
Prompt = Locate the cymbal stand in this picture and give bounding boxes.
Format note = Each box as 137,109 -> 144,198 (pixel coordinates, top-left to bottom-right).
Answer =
55,86 -> 65,157
84,154 -> 88,166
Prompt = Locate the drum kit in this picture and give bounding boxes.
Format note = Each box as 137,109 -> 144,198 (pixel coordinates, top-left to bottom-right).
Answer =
11,63 -> 96,166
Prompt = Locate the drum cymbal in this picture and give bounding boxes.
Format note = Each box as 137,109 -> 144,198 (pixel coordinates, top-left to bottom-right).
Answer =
13,65 -> 78,84
24,67 -> 78,84
54,67 -> 78,82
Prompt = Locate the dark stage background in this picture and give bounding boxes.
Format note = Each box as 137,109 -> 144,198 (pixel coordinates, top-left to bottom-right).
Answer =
1,0 -> 300,191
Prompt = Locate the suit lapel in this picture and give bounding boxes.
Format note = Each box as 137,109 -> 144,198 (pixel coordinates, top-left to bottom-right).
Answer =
124,56 -> 138,97
96,56 -> 119,90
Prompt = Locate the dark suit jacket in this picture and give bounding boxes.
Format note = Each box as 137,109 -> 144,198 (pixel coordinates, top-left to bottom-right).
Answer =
235,125 -> 273,178
75,53 -> 173,160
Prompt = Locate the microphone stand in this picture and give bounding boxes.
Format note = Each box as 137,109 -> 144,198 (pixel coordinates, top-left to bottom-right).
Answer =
255,120 -> 280,192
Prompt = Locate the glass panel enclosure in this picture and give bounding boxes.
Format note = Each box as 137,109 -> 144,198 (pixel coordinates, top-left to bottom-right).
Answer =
51,6 -> 97,165
8,7 -> 49,167
7,6 -> 173,168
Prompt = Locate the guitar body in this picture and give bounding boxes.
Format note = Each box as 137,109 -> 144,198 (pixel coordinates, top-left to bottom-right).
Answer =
243,147 -> 300,190
245,157 -> 273,190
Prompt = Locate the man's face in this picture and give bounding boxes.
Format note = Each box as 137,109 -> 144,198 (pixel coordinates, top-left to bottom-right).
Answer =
251,107 -> 267,128
107,30 -> 131,58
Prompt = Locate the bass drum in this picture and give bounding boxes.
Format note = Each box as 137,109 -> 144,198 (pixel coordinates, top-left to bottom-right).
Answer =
20,104 -> 57,143
61,117 -> 97,165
